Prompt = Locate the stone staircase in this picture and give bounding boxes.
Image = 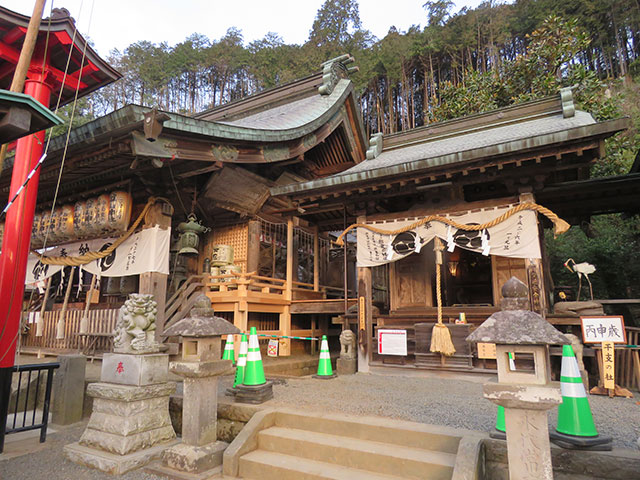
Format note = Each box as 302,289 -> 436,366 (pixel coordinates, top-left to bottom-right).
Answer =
223,409 -> 485,480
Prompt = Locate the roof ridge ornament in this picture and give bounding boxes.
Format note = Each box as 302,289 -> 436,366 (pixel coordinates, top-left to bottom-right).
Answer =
318,54 -> 358,96
366,132 -> 383,160
560,86 -> 575,118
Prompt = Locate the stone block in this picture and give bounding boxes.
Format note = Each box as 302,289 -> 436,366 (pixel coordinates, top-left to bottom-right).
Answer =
163,441 -> 228,473
51,354 -> 87,425
336,357 -> 357,375
92,395 -> 168,417
80,424 -> 176,455
87,381 -> 175,401
101,353 -> 168,386
87,409 -> 172,436
64,439 -> 178,475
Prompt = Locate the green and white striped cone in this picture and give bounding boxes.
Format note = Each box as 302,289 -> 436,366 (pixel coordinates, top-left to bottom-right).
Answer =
232,334 -> 248,388
556,344 -> 598,437
222,334 -> 235,362
242,327 -> 266,386
550,344 -> 611,450
314,335 -> 336,379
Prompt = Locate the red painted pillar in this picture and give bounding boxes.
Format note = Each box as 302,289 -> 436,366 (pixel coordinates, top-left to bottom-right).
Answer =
0,69 -> 52,368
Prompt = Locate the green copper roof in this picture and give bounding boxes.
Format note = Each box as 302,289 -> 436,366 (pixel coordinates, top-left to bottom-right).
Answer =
0,90 -> 63,142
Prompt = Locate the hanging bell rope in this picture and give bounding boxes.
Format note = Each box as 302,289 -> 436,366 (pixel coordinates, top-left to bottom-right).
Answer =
33,196 -> 160,267
430,238 -> 456,357
334,202 -> 569,246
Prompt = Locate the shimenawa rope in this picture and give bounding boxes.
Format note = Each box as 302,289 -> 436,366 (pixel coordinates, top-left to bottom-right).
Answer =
334,202 -> 569,246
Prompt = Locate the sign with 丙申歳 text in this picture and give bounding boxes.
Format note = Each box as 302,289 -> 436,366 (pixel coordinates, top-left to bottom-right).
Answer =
377,329 -> 407,356
580,316 -> 626,344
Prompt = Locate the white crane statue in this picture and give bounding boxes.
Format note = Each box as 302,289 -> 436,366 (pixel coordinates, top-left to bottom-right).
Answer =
564,258 -> 596,301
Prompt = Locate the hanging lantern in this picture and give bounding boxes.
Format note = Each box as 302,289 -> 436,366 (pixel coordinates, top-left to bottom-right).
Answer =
177,214 -> 210,256
73,200 -> 89,238
107,191 -> 132,233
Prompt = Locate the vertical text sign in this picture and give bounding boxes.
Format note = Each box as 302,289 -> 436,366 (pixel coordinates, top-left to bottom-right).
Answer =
602,341 -> 615,389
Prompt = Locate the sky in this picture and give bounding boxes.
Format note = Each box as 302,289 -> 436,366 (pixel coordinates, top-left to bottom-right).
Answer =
1,0 -> 488,57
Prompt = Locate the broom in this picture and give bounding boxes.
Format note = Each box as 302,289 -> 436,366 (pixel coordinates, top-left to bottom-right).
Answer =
430,238 -> 456,357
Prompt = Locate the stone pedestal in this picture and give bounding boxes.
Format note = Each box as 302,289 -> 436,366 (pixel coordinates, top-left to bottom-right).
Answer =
52,354 -> 86,425
484,382 -> 562,480
64,353 -> 177,474
336,357 -> 357,375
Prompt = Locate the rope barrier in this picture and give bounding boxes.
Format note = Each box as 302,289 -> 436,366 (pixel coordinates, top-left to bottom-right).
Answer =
256,334 -> 319,341
334,202 -> 570,246
32,196 -> 158,266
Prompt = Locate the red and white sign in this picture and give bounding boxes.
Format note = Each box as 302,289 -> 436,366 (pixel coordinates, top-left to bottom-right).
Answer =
378,329 -> 407,356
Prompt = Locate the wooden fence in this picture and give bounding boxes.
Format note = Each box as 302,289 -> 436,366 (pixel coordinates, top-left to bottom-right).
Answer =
617,326 -> 640,391
21,308 -> 120,354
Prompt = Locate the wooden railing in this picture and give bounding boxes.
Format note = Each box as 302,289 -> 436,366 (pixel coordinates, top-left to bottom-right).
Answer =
163,272 -> 352,332
20,308 -> 120,353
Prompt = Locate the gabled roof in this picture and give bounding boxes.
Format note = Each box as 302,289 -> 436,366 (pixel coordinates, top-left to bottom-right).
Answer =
271,92 -> 629,199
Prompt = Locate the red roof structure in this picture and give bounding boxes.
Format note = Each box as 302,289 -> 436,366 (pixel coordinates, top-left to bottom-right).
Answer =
0,6 -> 120,105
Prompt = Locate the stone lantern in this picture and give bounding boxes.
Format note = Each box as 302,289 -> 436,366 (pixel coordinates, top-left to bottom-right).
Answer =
160,294 -> 241,476
467,277 -> 570,480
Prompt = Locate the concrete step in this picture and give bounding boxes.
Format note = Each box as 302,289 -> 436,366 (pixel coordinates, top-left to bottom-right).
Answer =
239,450 -> 405,480
257,426 -> 456,480
274,410 -> 462,454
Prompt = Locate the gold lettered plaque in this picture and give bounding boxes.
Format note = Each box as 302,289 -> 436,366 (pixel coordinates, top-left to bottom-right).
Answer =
477,342 -> 497,359
359,296 -> 365,332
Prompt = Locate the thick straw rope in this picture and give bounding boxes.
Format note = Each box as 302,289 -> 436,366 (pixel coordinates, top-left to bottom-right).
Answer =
33,196 -> 158,266
335,202 -> 569,246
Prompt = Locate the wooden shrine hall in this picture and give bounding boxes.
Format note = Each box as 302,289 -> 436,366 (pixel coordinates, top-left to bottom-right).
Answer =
271,88 -> 637,372
4,37 -> 637,372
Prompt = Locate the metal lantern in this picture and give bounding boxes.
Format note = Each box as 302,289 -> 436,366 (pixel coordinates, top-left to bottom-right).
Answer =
177,214 -> 209,256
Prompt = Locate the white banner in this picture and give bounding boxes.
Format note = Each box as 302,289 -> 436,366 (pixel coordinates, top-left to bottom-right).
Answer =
357,206 -> 540,267
26,226 -> 171,284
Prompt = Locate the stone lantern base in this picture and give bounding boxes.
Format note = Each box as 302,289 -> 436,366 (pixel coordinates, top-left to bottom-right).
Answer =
163,441 -> 229,474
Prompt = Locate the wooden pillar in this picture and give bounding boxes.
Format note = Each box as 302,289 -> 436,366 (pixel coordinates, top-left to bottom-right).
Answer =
140,201 -> 172,342
246,220 -> 261,274
357,266 -> 372,373
280,218 -> 294,356
313,226 -> 319,292
519,192 -> 546,315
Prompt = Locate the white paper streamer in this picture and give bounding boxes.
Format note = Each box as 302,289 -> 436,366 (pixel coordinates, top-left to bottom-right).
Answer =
446,226 -> 455,252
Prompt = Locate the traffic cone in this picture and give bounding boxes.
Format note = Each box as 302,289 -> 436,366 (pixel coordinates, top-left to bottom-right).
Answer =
550,344 -> 611,450
489,406 -> 506,439
222,334 -> 235,362
232,334 -> 248,388
242,327 -> 266,386
313,335 -> 336,379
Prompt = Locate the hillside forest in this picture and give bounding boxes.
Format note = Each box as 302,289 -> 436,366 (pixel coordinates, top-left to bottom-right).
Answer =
69,0 -> 640,303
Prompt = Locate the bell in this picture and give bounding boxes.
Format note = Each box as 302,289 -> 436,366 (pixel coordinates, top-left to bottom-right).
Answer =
177,214 -> 209,256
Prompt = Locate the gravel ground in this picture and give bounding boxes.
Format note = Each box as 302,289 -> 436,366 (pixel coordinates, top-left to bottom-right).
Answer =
223,372 -> 640,450
1,372 -> 638,480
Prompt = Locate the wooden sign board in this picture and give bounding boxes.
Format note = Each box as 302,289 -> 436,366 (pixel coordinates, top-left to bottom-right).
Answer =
477,342 -> 497,359
602,341 -> 615,389
358,296 -> 365,332
378,329 -> 407,356
580,316 -> 627,344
